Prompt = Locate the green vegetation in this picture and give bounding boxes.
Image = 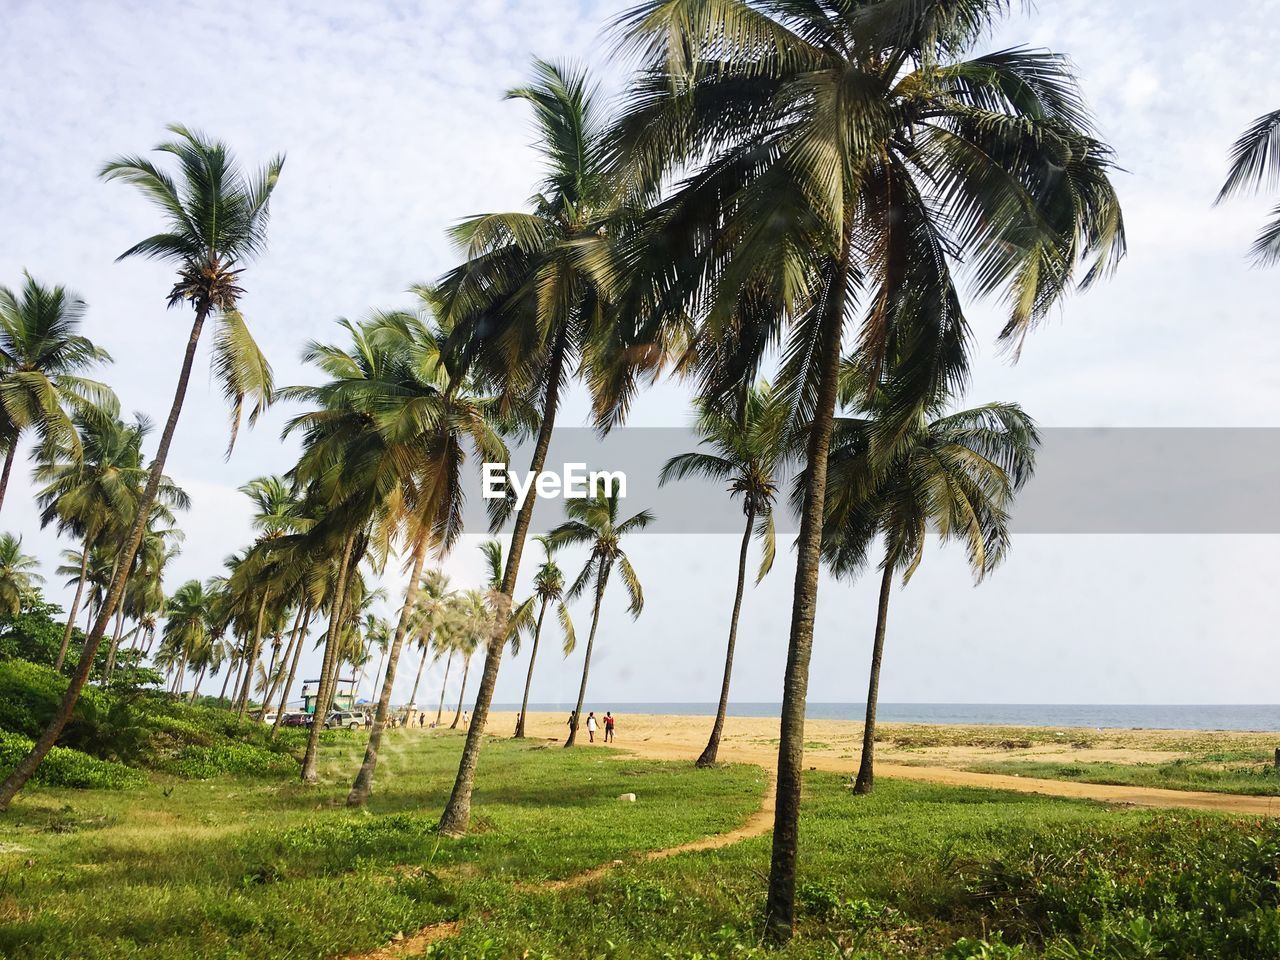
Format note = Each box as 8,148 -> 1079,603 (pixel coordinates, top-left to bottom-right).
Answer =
970,757 -> 1280,798
6,732 -> 1272,959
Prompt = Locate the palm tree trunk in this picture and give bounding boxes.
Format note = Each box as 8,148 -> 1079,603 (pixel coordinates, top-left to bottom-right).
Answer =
236,590 -> 270,718
54,544 -> 91,672
172,648 -> 189,697
0,441 -> 16,516
272,603 -> 312,739
301,532 -> 357,783
438,323 -> 569,834
261,607 -> 303,721
853,563 -> 894,795
347,537 -> 430,807
698,505 -> 755,767
102,608 -> 126,683
218,663 -> 233,703
408,641 -> 430,717
435,648 -> 454,726
514,598 -> 549,738
188,663 -> 207,703
565,568 -> 609,749
450,654 -> 472,729
764,245 -> 849,943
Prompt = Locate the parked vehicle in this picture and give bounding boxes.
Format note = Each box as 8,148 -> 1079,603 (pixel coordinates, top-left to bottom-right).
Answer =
281,713 -> 312,728
326,711 -> 370,730
259,712 -> 277,725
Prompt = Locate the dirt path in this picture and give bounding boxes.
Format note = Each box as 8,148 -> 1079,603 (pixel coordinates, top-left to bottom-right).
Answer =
493,711 -> 1280,818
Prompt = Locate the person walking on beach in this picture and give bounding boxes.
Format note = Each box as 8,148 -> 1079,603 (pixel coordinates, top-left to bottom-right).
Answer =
604,711 -> 615,743
462,710 -> 469,729
586,711 -> 598,743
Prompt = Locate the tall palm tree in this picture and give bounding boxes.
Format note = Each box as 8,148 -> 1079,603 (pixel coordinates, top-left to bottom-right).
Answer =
340,306 -> 508,806
158,580 -> 212,698
610,1 -> 1123,937
661,382 -> 784,766
35,409 -> 187,672
1218,109 -> 1280,265
434,59 -> 651,833
0,533 -> 42,617
0,273 -> 112,514
550,490 -> 652,747
448,589 -> 489,729
820,386 -> 1037,794
406,569 -> 452,720
513,536 -> 575,738
0,125 -> 282,809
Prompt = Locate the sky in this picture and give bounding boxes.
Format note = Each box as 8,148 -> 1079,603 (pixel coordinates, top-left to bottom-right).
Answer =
2,0 -> 1280,712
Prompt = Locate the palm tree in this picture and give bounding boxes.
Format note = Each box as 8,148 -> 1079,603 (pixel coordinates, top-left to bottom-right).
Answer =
448,589 -> 489,729
0,273 -> 112,514
0,125 -> 282,809
0,533 -> 42,617
820,387 -> 1038,794
661,382 -> 784,766
158,580 -> 212,698
406,569 -> 452,721
550,490 -> 652,747
610,1 -> 1124,937
513,536 -> 575,738
34,409 -> 187,672
1218,109 -> 1280,264
434,59 -> 652,833
339,306 -> 507,806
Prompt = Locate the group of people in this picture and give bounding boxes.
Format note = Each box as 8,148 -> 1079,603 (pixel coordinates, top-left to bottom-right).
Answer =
568,710 -> 616,743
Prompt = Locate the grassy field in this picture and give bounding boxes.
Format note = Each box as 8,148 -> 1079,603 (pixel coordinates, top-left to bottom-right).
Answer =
3,730 -> 1279,959
967,756 -> 1280,796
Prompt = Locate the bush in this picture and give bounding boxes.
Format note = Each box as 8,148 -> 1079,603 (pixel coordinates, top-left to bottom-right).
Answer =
959,817 -> 1280,959
0,658 -> 67,738
161,741 -> 298,779
0,731 -> 145,790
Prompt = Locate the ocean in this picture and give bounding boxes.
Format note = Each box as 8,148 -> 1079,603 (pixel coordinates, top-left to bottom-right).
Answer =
499,702 -> 1280,732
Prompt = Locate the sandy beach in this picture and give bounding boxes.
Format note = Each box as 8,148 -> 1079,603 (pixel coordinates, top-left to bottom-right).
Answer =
488,711 -> 1280,817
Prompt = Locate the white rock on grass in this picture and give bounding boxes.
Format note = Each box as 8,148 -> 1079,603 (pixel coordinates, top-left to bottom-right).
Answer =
618,792 -> 637,802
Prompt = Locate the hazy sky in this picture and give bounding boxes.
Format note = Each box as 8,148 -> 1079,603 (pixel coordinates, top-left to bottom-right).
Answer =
3,0 -> 1280,710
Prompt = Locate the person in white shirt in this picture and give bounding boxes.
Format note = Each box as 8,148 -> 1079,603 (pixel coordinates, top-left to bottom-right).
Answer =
585,711 -> 598,743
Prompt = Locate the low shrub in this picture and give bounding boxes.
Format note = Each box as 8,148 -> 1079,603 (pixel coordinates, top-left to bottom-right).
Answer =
0,658 -> 67,738
161,741 -> 298,779
0,731 -> 145,790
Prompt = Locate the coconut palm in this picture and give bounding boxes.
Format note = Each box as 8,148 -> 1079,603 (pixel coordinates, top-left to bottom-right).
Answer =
405,569 -> 452,721
0,126 -> 282,809
0,273 -> 112,514
0,533 -> 42,617
1218,109 -> 1280,265
610,1 -> 1124,936
158,580 -> 212,697
34,409 -> 187,672
550,490 -> 652,747
434,59 -> 657,833
661,382 -> 785,766
337,306 -> 508,806
513,536 -> 575,738
819,384 -> 1038,794
447,589 -> 490,729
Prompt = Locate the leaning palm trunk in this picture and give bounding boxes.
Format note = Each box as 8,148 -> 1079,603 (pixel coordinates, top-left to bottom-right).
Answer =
217,664 -> 233,703
236,590 -> 270,718
765,251 -> 849,941
565,570 -> 608,749
853,564 -> 894,795
102,608 -> 127,683
450,654 -> 472,729
272,603 -> 312,739
407,643 -> 429,719
435,648 -> 454,726
438,325 -> 568,833
301,533 -> 357,782
697,505 -> 755,767
0,444 -> 16,516
261,607 -> 304,721
514,598 -> 549,738
188,664 -> 207,703
347,537 -> 430,806
54,544 -> 91,672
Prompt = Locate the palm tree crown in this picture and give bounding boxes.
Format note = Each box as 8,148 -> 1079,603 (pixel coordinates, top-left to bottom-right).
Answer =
1218,109 -> 1280,265
0,533 -> 43,617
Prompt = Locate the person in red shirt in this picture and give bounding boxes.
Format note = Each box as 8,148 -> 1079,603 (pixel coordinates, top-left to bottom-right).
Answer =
604,711 -> 616,743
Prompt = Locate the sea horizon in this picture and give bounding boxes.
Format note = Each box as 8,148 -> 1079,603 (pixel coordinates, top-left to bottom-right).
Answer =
497,702 -> 1280,732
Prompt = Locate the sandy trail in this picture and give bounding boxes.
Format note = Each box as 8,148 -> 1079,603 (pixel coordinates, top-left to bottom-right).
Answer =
493,711 -> 1280,818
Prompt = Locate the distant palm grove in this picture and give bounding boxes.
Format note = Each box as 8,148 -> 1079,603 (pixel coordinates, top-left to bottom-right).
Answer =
4,0 -> 1276,942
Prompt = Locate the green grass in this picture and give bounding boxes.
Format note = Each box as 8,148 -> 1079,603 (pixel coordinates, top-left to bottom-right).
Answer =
3,732 -> 1279,959
967,757 -> 1280,796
